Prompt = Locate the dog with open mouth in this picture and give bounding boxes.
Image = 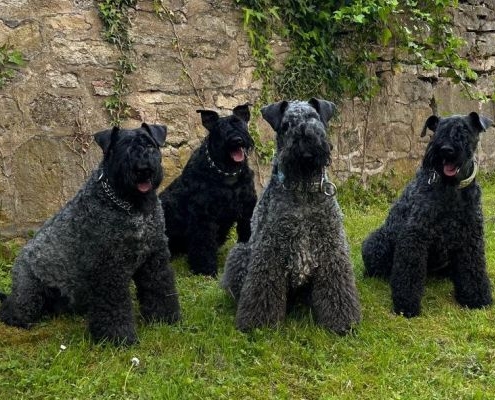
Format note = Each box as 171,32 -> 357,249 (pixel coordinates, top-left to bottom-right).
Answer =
0,123 -> 181,345
160,104 -> 257,277
362,112 -> 493,317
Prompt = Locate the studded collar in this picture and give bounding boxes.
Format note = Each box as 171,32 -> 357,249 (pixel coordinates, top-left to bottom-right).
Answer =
205,141 -> 244,178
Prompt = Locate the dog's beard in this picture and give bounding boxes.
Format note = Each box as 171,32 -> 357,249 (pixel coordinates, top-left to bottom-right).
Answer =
278,143 -> 330,185
423,143 -> 473,183
210,134 -> 253,169
134,169 -> 159,194
105,155 -> 163,208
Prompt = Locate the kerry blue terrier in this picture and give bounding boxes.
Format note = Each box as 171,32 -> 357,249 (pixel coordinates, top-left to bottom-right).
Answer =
222,99 -> 361,334
159,104 -> 257,277
0,123 -> 180,345
362,112 -> 493,317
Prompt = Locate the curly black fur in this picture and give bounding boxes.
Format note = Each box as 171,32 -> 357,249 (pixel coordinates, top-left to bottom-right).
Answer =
362,112 -> 493,317
159,104 -> 257,277
0,123 -> 180,345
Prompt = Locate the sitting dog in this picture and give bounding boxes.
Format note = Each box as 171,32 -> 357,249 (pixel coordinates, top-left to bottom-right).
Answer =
159,104 -> 257,277
362,112 -> 493,317
0,123 -> 180,345
222,99 -> 361,334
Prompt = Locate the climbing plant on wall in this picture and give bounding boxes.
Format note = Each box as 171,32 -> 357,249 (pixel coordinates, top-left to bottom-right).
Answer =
237,0 -> 479,102
96,0 -> 136,126
0,44 -> 25,90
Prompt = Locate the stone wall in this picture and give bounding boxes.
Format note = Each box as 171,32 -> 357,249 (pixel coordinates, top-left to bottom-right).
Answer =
0,0 -> 262,236
333,0 -> 495,181
0,0 -> 494,236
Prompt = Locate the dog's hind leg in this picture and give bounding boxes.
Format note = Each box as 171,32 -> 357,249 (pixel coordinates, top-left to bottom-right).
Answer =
310,254 -> 361,335
362,227 -> 395,279
0,265 -> 46,328
221,243 -> 251,301
133,252 -> 181,324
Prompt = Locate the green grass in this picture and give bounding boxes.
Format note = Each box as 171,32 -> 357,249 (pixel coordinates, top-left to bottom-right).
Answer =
1,177 -> 495,399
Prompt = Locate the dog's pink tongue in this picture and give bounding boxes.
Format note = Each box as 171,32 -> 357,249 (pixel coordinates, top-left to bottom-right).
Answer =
443,163 -> 457,177
230,148 -> 245,162
137,181 -> 152,193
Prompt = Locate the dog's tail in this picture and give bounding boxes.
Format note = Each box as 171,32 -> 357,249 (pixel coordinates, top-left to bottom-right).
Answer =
0,292 -> 7,302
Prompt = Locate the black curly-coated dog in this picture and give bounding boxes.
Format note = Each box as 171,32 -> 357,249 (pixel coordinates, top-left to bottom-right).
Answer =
0,123 -> 180,345
362,112 -> 493,317
159,104 -> 257,277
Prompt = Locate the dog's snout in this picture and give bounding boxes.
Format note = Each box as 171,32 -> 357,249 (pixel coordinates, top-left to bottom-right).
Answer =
230,137 -> 243,146
440,145 -> 454,157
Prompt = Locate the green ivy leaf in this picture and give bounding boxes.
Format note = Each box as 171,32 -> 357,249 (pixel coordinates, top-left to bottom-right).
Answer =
353,14 -> 365,24
381,27 -> 392,46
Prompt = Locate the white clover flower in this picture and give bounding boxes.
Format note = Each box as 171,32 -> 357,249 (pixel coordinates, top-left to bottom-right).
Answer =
60,344 -> 67,351
131,357 -> 140,367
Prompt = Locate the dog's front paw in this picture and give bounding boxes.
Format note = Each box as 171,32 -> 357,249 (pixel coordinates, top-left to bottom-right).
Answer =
142,309 -> 181,325
191,266 -> 217,278
94,331 -> 139,347
393,303 -> 420,318
235,313 -> 279,332
457,296 -> 493,310
235,319 -> 258,332
89,322 -> 139,346
140,292 -> 181,325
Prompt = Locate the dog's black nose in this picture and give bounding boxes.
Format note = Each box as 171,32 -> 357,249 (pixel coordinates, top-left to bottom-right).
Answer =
230,137 -> 243,146
440,145 -> 454,157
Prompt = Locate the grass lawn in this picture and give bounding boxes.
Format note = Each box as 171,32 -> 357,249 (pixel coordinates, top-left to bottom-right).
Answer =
1,176 -> 495,399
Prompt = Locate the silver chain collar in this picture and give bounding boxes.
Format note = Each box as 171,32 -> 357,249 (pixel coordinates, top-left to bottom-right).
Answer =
276,166 -> 337,197
205,144 -> 243,177
98,172 -> 132,214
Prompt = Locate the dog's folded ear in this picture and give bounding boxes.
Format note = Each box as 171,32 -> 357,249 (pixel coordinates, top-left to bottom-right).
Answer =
141,123 -> 167,147
94,126 -> 120,153
197,110 -> 220,132
261,100 -> 289,131
468,112 -> 493,132
233,103 -> 251,123
420,115 -> 439,137
308,98 -> 336,125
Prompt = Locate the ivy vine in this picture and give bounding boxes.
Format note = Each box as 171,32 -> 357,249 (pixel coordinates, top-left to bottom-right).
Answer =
152,0 -> 206,108
97,0 -> 136,126
0,44 -> 25,89
151,0 -> 276,174
238,0 -> 483,102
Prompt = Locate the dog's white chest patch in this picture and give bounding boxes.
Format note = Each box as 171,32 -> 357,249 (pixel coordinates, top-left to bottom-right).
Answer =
287,249 -> 315,287
131,215 -> 146,239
